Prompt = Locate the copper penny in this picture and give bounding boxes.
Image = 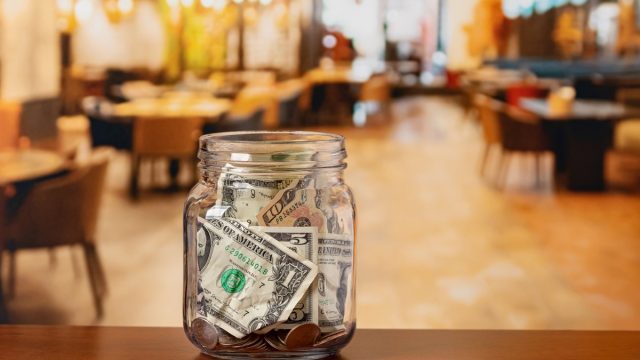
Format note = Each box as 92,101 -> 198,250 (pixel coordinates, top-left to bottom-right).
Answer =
191,318 -> 219,349
284,323 -> 321,349
314,329 -> 347,347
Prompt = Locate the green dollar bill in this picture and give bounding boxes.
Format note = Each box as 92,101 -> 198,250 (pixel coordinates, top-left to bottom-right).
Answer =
196,217 -> 318,338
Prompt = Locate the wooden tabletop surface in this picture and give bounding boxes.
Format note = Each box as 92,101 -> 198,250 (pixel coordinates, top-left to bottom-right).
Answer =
0,326 -> 638,360
113,98 -> 231,118
0,149 -> 65,185
520,98 -> 640,120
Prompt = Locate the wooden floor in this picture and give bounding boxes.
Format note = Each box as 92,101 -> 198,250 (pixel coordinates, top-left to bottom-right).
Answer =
3,97 -> 640,329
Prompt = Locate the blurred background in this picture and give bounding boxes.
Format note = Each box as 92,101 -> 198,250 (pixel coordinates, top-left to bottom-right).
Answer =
0,0 -> 639,330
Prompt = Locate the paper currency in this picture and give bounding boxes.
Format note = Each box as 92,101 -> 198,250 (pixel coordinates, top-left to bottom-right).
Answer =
253,226 -> 319,329
317,234 -> 354,332
197,217 -> 318,338
257,176 -> 328,232
208,174 -> 296,224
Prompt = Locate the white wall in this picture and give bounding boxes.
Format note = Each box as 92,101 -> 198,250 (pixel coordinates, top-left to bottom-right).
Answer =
72,0 -> 165,70
1,0 -> 60,101
444,0 -> 481,70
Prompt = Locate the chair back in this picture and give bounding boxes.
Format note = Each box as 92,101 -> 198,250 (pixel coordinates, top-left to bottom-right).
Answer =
474,94 -> 502,145
277,92 -> 303,128
207,108 -> 265,134
497,104 -> 551,152
360,75 -> 390,103
133,116 -> 202,157
80,148 -> 111,239
616,88 -> 640,107
8,150 -> 111,249
20,97 -> 62,142
0,101 -> 21,150
233,85 -> 277,128
506,83 -> 548,108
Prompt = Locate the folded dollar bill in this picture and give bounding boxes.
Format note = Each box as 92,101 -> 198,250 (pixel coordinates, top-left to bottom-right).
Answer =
257,176 -> 328,232
197,217 -> 318,338
253,226 -> 319,329
317,234 -> 354,332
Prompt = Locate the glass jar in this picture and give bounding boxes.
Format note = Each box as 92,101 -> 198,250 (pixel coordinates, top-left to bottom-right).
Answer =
183,131 -> 356,359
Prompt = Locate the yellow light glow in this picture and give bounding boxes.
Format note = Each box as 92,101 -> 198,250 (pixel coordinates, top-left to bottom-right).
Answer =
181,0 -> 195,7
244,5 -> 258,26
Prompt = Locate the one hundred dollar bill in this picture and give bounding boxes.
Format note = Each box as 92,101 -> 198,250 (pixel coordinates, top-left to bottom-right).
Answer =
317,234 -> 354,332
196,217 -> 318,338
253,226 -> 319,329
206,173 -> 296,224
257,176 -> 328,232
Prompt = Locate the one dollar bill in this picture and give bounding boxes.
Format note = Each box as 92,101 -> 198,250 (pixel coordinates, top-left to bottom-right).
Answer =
253,226 -> 319,329
196,217 -> 318,338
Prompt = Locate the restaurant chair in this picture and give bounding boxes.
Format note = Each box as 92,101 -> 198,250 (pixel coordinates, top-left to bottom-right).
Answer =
0,185 -> 8,322
306,83 -> 355,126
474,94 -> 503,182
0,101 -> 21,150
606,120 -> 640,189
3,148 -> 111,319
505,83 -> 548,108
131,116 -> 203,199
83,97 -> 133,151
497,104 -> 553,189
358,75 -> 392,125
19,97 -> 62,146
275,79 -> 307,128
204,108 -> 265,134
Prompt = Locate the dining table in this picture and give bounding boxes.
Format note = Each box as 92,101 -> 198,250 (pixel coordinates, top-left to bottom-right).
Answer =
520,98 -> 640,191
0,326 -> 638,359
112,97 -> 232,118
0,149 -> 66,186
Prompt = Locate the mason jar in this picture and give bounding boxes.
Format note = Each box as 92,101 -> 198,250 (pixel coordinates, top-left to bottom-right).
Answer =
183,131 -> 356,359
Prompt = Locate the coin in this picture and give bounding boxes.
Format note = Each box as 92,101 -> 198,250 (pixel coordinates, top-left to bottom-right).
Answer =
191,318 -> 219,349
284,323 -> 321,349
314,329 -> 347,347
216,327 -> 243,347
264,333 -> 289,351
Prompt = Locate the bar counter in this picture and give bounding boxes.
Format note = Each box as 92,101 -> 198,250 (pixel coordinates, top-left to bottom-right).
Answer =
0,326 -> 638,359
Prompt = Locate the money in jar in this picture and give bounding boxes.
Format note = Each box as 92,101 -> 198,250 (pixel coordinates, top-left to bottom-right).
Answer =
183,131 -> 356,358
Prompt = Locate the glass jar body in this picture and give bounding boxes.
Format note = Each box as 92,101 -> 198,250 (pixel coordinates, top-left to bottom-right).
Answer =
183,132 -> 356,359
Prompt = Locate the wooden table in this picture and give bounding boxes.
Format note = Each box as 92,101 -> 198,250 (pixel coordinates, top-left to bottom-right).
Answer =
520,98 -> 640,191
0,149 -> 65,186
113,98 -> 231,118
0,326 -> 638,359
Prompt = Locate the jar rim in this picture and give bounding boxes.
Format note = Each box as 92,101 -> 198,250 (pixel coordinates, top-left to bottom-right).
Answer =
200,131 -> 344,145
198,131 -> 347,173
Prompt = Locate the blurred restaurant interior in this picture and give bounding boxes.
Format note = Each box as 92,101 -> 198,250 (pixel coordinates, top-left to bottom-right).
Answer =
1,0 -> 640,331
